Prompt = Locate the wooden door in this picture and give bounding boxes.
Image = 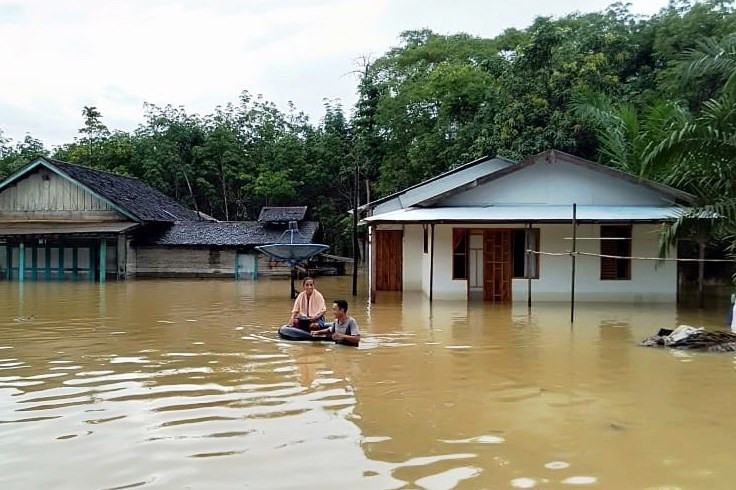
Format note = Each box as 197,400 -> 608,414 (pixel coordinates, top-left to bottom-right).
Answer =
375,230 -> 402,291
484,230 -> 512,302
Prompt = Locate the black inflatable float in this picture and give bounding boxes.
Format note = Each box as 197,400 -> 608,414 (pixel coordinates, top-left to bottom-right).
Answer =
278,325 -> 334,342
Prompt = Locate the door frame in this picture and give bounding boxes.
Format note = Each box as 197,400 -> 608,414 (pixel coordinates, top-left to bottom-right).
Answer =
483,228 -> 513,303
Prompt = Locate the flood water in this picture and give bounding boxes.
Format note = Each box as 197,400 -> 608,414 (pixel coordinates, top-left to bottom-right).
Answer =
1,277 -> 735,489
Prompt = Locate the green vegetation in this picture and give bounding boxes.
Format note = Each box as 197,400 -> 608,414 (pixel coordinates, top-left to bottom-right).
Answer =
2,1 -> 735,256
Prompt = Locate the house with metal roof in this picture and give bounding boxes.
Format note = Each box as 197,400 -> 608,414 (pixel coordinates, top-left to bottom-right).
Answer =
0,157 -> 320,281
362,150 -> 695,303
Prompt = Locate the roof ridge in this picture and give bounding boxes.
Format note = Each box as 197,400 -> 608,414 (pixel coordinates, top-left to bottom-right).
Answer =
44,157 -> 142,181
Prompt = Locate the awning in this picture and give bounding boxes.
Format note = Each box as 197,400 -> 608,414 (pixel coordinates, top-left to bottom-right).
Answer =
0,221 -> 140,236
363,205 -> 686,224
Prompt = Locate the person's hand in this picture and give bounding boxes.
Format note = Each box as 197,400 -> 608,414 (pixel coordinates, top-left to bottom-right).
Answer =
310,331 -> 318,337
332,332 -> 343,341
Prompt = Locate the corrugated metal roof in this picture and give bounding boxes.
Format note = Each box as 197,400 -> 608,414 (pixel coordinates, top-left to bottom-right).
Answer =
364,205 -> 685,223
0,222 -> 139,235
374,157 -> 515,215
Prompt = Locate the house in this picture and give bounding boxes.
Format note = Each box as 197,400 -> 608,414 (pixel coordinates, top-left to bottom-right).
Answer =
361,150 -> 695,303
0,157 -> 320,281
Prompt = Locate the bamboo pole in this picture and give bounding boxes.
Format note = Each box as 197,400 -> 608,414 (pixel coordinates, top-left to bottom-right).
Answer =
526,222 -> 532,310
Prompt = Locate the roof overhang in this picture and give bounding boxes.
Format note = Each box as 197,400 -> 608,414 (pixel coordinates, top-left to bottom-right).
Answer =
362,205 -> 689,225
0,221 -> 140,236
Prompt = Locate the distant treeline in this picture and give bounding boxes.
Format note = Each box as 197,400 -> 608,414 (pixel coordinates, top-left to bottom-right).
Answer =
2,0 -> 735,255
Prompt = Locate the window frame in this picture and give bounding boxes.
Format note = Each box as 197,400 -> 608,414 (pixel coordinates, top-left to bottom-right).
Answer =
452,228 -> 468,280
512,228 -> 540,279
599,224 -> 632,281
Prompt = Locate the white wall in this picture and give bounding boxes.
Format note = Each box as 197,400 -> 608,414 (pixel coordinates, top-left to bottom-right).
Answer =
396,223 -> 676,303
440,160 -> 673,207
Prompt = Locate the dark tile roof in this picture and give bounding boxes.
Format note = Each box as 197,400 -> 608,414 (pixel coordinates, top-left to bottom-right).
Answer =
42,157 -> 200,222
140,221 -> 320,247
258,206 -> 308,223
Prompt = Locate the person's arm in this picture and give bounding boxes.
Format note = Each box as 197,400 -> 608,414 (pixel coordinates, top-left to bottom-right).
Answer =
333,319 -> 360,346
291,293 -> 302,320
311,292 -> 326,321
311,323 -> 332,337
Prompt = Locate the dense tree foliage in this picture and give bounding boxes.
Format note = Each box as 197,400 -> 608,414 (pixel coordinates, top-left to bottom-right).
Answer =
1,1 -> 735,255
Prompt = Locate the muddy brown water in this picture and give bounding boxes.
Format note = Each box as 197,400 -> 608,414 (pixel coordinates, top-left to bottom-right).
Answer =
1,277 -> 735,489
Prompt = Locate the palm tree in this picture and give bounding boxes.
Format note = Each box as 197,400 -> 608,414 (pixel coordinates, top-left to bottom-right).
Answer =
571,92 -> 691,182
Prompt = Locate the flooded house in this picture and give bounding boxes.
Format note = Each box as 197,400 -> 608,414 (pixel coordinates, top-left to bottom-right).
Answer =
0,157 -> 319,281
362,150 -> 695,303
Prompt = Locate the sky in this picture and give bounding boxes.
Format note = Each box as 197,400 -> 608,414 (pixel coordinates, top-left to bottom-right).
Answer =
0,0 -> 668,147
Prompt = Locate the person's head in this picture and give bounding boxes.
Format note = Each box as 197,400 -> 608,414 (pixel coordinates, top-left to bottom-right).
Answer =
332,299 -> 348,319
302,277 -> 315,295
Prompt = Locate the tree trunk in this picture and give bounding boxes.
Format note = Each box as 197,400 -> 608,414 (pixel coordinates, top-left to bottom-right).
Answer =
219,153 -> 229,221
698,238 -> 706,309
352,160 -> 359,296
182,167 -> 200,218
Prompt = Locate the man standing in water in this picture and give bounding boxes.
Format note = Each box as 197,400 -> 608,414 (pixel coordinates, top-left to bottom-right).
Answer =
290,277 -> 326,330
311,299 -> 360,346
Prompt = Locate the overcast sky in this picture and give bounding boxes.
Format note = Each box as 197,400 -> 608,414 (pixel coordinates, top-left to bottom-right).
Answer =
1,0 -> 668,147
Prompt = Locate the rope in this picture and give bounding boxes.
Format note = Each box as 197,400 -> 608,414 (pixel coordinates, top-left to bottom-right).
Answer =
526,249 -> 736,263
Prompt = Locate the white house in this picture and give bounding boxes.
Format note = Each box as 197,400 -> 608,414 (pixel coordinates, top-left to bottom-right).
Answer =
362,150 -> 695,303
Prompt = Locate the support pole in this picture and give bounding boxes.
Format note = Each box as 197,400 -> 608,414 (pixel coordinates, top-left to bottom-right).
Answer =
6,245 -> 13,280
369,225 -> 376,304
290,261 -> 297,299
526,222 -> 532,310
352,158 -> 359,297
44,246 -> 51,281
234,253 -> 240,281
429,223 -> 435,303
58,245 -> 64,281
99,238 -> 107,283
31,245 -> 37,281
18,241 -> 25,283
88,247 -> 94,281
570,203 -> 577,324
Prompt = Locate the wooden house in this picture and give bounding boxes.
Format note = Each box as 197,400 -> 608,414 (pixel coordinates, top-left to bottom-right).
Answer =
362,150 -> 696,303
0,157 -> 319,281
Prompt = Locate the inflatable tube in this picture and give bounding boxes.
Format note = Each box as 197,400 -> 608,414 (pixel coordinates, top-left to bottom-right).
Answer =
278,325 -> 333,342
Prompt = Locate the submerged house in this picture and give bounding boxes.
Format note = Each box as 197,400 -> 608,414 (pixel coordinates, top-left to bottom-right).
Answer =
362,150 -> 695,303
0,157 -> 319,281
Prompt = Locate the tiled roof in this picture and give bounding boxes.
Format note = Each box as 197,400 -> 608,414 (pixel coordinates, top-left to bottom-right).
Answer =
140,221 -> 320,247
43,157 -> 200,222
258,206 -> 308,223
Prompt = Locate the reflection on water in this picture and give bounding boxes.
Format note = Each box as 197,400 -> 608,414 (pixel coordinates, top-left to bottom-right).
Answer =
1,278 -> 735,489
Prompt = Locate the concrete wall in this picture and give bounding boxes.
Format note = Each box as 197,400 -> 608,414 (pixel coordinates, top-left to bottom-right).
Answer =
396,223 -> 676,303
0,168 -> 124,221
440,160 -> 673,207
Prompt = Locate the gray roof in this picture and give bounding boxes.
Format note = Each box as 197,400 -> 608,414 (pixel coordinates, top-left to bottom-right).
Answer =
258,206 -> 308,223
0,157 -> 201,222
141,221 -> 320,247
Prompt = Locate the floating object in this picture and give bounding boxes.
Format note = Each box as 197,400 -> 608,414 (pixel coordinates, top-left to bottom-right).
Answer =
277,325 -> 334,342
640,325 -> 736,352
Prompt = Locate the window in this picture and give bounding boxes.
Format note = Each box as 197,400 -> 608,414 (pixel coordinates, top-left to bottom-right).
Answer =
600,225 -> 631,280
452,229 -> 468,279
423,225 -> 429,254
512,229 -> 540,279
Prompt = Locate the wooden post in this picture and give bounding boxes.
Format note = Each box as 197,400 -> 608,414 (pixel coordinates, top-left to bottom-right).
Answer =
45,246 -> 51,281
5,245 -> 11,280
369,225 -> 376,304
290,261 -> 297,299
234,253 -> 240,281
72,247 -> 78,280
429,223 -> 435,303
18,241 -> 25,283
58,245 -> 64,281
99,238 -> 107,283
570,204 -> 577,324
526,222 -> 532,310
254,253 -> 259,280
31,245 -> 38,281
88,247 -> 94,281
